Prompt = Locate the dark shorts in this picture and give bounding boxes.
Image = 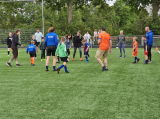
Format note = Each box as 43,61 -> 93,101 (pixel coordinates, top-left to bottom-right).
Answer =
12,46 -> 18,58
84,52 -> 88,55
47,45 -> 57,56
36,42 -> 40,46
60,57 -> 68,62
8,45 -> 11,48
29,52 -> 36,57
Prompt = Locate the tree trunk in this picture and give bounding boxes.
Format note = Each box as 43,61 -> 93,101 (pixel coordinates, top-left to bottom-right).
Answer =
68,1 -> 73,24
152,0 -> 159,19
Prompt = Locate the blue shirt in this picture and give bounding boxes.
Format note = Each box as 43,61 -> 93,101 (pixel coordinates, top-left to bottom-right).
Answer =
84,42 -> 89,53
26,44 -> 36,53
65,37 -> 71,49
45,32 -> 58,47
146,30 -> 153,46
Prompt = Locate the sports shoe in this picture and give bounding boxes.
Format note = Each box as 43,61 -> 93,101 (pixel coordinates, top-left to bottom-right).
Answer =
6,62 -> 11,67
57,68 -> 60,74
31,64 -> 35,66
148,61 -> 152,63
53,69 -> 57,71
46,69 -> 49,71
43,59 -> 46,61
41,59 -> 43,61
8,55 -> 9,56
80,58 -> 83,61
72,58 -> 74,61
85,60 -> 89,63
66,71 -> 70,73
16,64 -> 21,67
137,58 -> 140,63
132,61 -> 136,64
119,55 -> 122,58
144,62 -> 148,64
104,68 -> 108,71
124,55 -> 126,58
56,61 -> 60,63
102,65 -> 108,71
35,57 -> 37,59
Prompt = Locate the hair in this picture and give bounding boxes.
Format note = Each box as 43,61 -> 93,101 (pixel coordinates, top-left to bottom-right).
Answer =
82,39 -> 87,42
120,30 -> 123,33
133,37 -> 138,41
78,30 -> 81,39
31,40 -> 35,44
142,35 -> 146,39
66,33 -> 72,40
61,37 -> 66,42
101,26 -> 106,31
41,37 -> 44,39
48,27 -> 55,33
86,31 -> 88,33
14,29 -> 20,34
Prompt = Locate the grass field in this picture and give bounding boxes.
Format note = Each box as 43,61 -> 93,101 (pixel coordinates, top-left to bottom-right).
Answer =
0,48 -> 160,119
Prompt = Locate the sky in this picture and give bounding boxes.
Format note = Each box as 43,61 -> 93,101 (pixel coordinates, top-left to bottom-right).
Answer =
106,0 -> 117,6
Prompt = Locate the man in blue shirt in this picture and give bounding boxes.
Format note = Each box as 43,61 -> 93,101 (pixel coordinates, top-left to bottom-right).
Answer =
145,27 -> 153,63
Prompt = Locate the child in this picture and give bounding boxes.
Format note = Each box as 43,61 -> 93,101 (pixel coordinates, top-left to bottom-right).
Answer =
31,35 -> 37,59
55,37 -> 69,74
143,35 -> 148,64
82,39 -> 90,63
40,37 -> 46,61
132,37 -> 140,64
26,40 -> 36,66
90,38 -> 93,49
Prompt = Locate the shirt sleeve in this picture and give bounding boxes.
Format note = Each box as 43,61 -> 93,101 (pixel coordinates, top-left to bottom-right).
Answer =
15,35 -> 21,46
7,37 -> 9,45
45,35 -> 48,47
55,45 -> 59,56
117,36 -> 119,44
54,34 -> 58,47
99,33 -> 102,40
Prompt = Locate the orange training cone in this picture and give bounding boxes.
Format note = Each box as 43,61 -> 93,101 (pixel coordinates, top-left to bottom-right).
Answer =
156,46 -> 158,51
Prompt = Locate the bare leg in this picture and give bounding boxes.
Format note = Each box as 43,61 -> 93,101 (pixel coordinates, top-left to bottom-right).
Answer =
36,46 -> 38,54
104,58 -> 108,68
15,57 -> 18,64
46,56 -> 51,66
9,56 -> 15,63
53,56 -> 57,66
96,58 -> 104,67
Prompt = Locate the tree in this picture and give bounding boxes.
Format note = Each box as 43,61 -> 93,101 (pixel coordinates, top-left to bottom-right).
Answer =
123,0 -> 160,19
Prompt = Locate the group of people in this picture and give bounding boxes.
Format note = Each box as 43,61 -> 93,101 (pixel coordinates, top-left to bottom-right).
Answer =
6,26 -> 153,73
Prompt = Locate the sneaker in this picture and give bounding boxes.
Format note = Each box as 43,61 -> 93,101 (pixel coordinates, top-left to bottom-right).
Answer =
53,69 -> 57,71
85,60 -> 89,63
16,64 -> 21,67
148,61 -> 152,63
35,57 -> 37,59
57,68 -> 60,74
56,61 -> 60,63
144,62 -> 148,64
80,58 -> 83,61
104,68 -> 108,71
6,62 -> 11,67
72,58 -> 74,61
46,69 -> 49,71
132,61 -> 136,64
43,59 -> 46,61
102,65 -> 106,71
119,55 -> 122,58
66,71 -> 70,73
8,55 -> 9,56
41,59 -> 43,61
137,59 -> 140,63
124,55 -> 126,58
31,64 -> 35,66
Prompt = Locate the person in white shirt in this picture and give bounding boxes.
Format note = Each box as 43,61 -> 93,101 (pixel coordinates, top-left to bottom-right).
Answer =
35,29 -> 43,55
84,31 -> 91,43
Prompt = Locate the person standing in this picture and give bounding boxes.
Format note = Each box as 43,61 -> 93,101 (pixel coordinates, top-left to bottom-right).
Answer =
84,31 -> 91,44
94,29 -> 98,41
117,30 -> 126,58
65,33 -> 72,60
6,29 -> 23,67
45,27 -> 58,71
95,26 -> 112,71
145,27 -> 153,63
72,31 -> 83,61
35,29 -> 43,55
7,32 -> 13,56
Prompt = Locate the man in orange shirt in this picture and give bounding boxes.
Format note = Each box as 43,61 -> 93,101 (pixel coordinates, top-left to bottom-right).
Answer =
95,26 -> 112,71
132,37 -> 140,64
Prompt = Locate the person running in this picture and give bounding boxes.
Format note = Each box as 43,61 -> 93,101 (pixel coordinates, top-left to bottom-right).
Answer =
95,26 -> 112,71
6,29 -> 23,67
7,32 -> 13,56
45,27 -> 58,71
132,37 -> 140,64
145,27 -> 153,63
35,29 -> 43,55
117,30 -> 126,58
82,39 -> 90,63
94,29 -> 98,41
72,31 -> 83,61
31,35 -> 37,59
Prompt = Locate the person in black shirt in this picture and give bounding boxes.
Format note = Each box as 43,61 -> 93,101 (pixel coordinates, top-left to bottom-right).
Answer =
72,31 -> 83,61
7,32 -> 13,56
143,35 -> 148,64
6,29 -> 23,67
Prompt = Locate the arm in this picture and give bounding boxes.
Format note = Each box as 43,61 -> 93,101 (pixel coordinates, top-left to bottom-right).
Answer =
15,35 -> 21,46
117,36 -> 119,45
54,34 -> 58,47
72,36 -> 75,46
45,35 -> 48,47
55,45 -> 59,56
26,47 -> 28,54
7,37 -> 9,45
69,40 -> 71,48
40,43 -> 42,50
145,44 -> 148,52
109,39 -> 112,53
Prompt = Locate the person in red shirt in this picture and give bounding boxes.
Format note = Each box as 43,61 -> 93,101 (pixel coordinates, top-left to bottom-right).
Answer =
95,26 -> 112,71
132,37 -> 140,64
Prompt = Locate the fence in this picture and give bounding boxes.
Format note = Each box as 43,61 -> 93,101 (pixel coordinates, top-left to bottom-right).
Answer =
0,29 -> 160,48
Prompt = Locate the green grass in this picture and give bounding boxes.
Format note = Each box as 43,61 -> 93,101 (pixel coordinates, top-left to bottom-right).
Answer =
0,48 -> 160,119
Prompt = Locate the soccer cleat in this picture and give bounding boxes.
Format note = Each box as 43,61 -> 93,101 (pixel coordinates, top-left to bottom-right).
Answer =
8,55 -> 9,56
56,60 -> 60,63
124,55 -> 126,58
16,64 -> 21,67
6,62 -> 11,67
43,59 -> 46,61
57,68 -> 60,74
102,65 -> 106,71
119,55 -> 122,58
41,59 -> 43,61
132,61 -> 136,64
46,69 -> 49,71
53,69 -> 57,71
72,58 -> 74,61
31,64 -> 35,66
85,60 -> 89,63
104,68 -> 108,71
137,59 -> 140,63
148,61 -> 152,63
80,58 -> 83,61
35,57 -> 37,59
144,62 -> 148,64
66,71 -> 70,73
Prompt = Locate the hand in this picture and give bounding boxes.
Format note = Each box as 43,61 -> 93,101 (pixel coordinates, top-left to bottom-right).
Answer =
21,45 -> 23,47
70,47 -> 71,49
40,50 -> 42,52
72,43 -> 73,46
27,53 -> 28,55
45,50 -> 46,51
109,49 -> 112,54
81,46 -> 83,48
116,44 -> 118,46
124,44 -> 126,46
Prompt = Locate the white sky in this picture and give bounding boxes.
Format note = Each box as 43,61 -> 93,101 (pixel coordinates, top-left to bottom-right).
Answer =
106,0 -> 117,6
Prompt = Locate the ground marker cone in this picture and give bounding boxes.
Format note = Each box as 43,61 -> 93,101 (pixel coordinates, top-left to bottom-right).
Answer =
156,46 -> 158,51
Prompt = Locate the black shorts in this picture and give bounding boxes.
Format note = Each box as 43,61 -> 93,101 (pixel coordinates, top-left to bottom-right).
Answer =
36,42 -> 40,46
60,57 -> 68,62
47,45 -> 57,56
29,52 -> 36,57
8,45 -> 11,48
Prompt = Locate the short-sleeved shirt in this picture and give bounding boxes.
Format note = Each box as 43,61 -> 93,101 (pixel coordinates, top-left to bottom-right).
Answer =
133,41 -> 138,52
84,42 -> 89,53
35,32 -> 43,42
98,32 -> 111,50
144,40 -> 148,51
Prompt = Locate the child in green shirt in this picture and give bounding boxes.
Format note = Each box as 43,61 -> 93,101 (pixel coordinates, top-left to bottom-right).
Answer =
55,37 -> 69,74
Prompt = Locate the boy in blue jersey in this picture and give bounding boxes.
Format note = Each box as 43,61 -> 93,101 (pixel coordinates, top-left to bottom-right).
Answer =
143,35 -> 148,64
26,40 -> 36,66
82,39 -> 90,63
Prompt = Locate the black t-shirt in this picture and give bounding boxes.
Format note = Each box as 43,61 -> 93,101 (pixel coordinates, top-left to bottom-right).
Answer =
7,36 -> 12,45
73,34 -> 83,48
12,34 -> 21,46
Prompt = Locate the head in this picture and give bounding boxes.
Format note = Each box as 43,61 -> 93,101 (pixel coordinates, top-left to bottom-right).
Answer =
31,40 -> 35,45
61,37 -> 66,43
9,32 -> 12,37
32,35 -> 35,40
142,35 -> 146,40
86,31 -> 89,34
145,27 -> 150,32
14,29 -> 20,35
41,37 -> 45,42
120,30 -> 123,35
48,27 -> 55,33
101,26 -> 106,32
77,30 -> 81,39
37,29 -> 40,33
133,37 -> 138,43
95,29 -> 97,32
81,39 -> 87,45
66,33 -> 72,40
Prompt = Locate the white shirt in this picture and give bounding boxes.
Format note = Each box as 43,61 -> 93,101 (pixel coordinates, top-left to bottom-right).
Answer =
35,32 -> 43,42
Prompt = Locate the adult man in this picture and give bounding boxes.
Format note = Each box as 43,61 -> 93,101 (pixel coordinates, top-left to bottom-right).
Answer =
145,27 -> 153,63
95,26 -> 112,71
35,29 -> 43,55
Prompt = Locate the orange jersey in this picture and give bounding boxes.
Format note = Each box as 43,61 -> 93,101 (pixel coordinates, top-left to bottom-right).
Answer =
133,41 -> 138,52
99,32 -> 111,50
